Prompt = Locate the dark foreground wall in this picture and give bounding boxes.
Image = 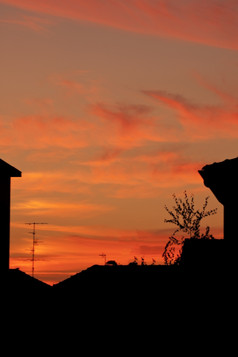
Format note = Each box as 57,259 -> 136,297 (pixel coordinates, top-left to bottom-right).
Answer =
180,238 -> 225,271
199,157 -> 238,242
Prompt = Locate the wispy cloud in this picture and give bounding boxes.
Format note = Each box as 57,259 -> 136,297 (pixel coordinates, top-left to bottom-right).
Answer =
143,87 -> 238,140
92,103 -> 151,129
192,72 -> 238,106
0,115 -> 93,149
91,102 -> 179,146
77,150 -> 202,190
0,13 -> 54,32
13,199 -> 114,218
52,73 -> 101,101
1,0 -> 237,49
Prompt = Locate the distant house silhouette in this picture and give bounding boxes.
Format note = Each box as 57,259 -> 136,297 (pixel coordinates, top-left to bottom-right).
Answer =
0,159 -> 21,273
106,260 -> 118,266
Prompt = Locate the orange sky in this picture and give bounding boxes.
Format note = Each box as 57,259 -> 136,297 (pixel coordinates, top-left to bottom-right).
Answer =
1,0 -> 237,285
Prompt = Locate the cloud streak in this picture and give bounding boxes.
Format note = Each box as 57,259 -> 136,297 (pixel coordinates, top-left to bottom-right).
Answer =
143,88 -> 238,140
0,115 -> 93,149
91,102 -> 179,146
1,95 -> 176,152
0,13 -> 54,32
1,0 -> 237,49
13,199 -> 114,218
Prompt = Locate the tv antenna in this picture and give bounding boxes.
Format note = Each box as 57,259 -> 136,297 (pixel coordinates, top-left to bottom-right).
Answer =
25,222 -> 48,277
99,253 -> 107,265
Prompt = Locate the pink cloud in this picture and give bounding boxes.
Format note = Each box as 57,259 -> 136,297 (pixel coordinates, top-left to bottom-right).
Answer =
13,198 -> 114,219
91,102 -> 179,146
0,103 -> 176,155
143,89 -> 238,140
53,76 -> 100,99
192,72 -> 238,106
0,14 -> 54,32
92,103 -> 151,129
0,115 -> 93,149
0,0 -> 237,49
80,147 -> 124,168
79,150 -> 202,190
13,171 -> 92,196
57,79 -> 85,95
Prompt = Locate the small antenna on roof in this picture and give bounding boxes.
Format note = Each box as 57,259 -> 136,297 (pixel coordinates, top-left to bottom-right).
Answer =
99,253 -> 106,265
25,222 -> 48,277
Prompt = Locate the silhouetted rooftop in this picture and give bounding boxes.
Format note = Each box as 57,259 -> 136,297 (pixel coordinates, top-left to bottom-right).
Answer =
52,261 -> 225,294
7,269 -> 51,290
199,157 -> 238,204
0,159 -> 22,177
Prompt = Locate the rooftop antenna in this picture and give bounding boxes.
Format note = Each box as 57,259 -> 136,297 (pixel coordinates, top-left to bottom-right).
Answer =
99,253 -> 106,265
25,222 -> 48,277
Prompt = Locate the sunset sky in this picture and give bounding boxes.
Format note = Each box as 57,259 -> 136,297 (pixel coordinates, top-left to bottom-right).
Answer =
1,0 -> 237,284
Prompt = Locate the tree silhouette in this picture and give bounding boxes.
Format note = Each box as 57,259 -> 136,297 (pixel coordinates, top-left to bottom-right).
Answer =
162,191 -> 217,265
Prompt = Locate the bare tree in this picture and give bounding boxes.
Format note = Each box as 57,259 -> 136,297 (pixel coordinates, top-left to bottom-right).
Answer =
162,191 -> 217,265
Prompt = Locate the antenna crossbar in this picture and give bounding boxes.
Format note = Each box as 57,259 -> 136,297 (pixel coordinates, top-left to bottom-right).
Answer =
99,253 -> 107,265
25,222 -> 48,277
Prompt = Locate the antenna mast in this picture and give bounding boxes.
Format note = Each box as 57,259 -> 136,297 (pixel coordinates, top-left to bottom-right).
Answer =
99,253 -> 107,265
25,222 -> 48,277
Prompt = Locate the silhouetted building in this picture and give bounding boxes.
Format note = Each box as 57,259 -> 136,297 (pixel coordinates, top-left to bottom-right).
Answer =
0,159 -> 21,272
53,264 -> 181,291
7,268 -> 51,290
199,157 -> 238,242
180,238 -> 225,271
106,260 -> 118,266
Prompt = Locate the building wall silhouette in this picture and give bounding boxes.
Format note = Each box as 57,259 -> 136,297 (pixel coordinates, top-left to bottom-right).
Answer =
0,159 -> 21,272
199,157 -> 238,242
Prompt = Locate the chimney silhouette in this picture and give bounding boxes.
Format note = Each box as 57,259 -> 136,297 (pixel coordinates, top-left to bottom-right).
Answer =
199,157 -> 238,241
0,159 -> 21,272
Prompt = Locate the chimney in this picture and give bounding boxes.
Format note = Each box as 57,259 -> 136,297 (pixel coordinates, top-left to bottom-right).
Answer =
0,159 -> 21,272
198,157 -> 238,242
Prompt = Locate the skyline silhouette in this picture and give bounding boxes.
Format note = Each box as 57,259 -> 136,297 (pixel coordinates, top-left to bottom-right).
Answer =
3,156 -> 231,289
1,1 -> 237,285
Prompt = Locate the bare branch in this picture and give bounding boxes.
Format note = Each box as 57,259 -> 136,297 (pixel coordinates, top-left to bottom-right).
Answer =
163,191 -> 217,265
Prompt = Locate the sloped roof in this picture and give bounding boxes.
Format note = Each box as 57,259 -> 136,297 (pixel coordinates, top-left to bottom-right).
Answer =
7,269 -> 51,290
0,159 -> 21,177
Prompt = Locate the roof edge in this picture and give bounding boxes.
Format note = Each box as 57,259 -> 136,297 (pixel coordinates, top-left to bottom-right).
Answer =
0,159 -> 22,177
